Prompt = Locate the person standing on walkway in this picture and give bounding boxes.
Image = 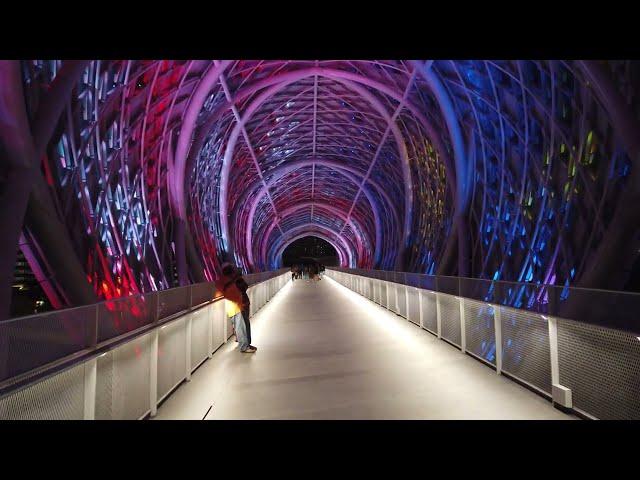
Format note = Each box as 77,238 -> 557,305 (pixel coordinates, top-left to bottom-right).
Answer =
217,263 -> 256,353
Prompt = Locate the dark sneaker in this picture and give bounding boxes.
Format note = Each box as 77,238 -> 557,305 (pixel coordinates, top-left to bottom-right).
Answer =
242,346 -> 257,353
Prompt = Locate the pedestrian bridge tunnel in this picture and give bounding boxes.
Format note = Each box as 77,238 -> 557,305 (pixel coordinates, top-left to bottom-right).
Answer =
4,60 -> 640,318
1,60 -> 640,420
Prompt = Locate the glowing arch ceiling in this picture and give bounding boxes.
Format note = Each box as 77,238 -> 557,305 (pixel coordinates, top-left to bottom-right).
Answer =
19,59 -> 640,303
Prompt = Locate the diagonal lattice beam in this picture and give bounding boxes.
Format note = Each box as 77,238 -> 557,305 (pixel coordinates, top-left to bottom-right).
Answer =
338,68 -> 417,238
217,69 -> 284,237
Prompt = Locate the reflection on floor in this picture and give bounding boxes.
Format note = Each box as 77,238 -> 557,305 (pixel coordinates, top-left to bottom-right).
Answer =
154,276 -> 572,420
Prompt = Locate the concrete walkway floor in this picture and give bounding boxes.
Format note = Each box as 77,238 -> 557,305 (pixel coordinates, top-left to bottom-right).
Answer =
154,276 -> 573,420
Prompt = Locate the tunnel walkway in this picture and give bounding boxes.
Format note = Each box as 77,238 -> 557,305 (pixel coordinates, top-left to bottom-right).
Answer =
154,276 -> 572,420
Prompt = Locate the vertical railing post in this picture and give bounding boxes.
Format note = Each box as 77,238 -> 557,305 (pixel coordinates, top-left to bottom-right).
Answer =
548,315 -> 560,386
418,289 -> 424,328
459,296 -> 466,353
405,286 -> 411,321
207,303 -> 213,359
185,313 -> 192,382
149,328 -> 159,417
493,305 -> 502,375
394,279 -> 399,314
149,291 -> 160,417
223,300 -> 228,343
89,304 -> 99,349
82,304 -> 100,420
547,314 -> 572,408
435,278 -> 442,339
156,290 -> 161,322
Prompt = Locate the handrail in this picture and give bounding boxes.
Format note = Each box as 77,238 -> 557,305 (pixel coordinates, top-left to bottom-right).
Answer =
328,267 -> 640,336
327,268 -> 640,420
0,268 -> 288,396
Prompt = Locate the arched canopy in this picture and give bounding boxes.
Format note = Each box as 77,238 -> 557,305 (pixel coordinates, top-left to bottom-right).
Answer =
14,59 -> 640,311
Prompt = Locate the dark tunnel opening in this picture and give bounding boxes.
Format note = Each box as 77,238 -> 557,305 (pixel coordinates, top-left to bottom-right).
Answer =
281,236 -> 339,268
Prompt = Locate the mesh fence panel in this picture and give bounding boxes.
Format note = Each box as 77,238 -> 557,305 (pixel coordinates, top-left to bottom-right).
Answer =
156,318 -> 186,402
387,283 -> 398,313
438,293 -> 461,347
397,285 -> 408,318
557,318 -> 640,419
211,302 -> 226,351
406,287 -> 420,325
0,307 -> 95,382
95,333 -> 151,420
158,286 -> 190,319
190,309 -> 209,370
420,290 -> 438,334
0,362 -> 85,420
97,293 -> 156,343
463,299 -> 496,365
366,278 -> 373,300
191,282 -> 216,307
380,282 -> 388,308
500,306 -> 551,394
227,310 -> 234,340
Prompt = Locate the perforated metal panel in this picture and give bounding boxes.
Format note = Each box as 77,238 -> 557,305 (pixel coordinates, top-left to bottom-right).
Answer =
0,363 -> 85,419
226,306 -> 235,339
254,287 -> 261,310
156,318 -> 186,402
406,287 -> 420,325
0,307 -> 94,382
397,286 -> 407,318
210,302 -> 225,350
557,318 -> 640,419
500,306 -> 551,394
190,309 -> 209,370
158,286 -> 190,319
95,333 -> 151,419
420,290 -> 438,334
464,299 -> 496,365
366,279 -> 373,300
97,294 -> 156,343
252,287 -> 260,311
379,282 -> 388,308
387,283 -> 398,313
438,293 -> 461,347
248,289 -> 256,316
260,283 -> 266,307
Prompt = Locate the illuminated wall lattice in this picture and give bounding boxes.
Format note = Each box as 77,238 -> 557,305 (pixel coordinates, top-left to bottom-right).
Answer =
16,60 -> 640,306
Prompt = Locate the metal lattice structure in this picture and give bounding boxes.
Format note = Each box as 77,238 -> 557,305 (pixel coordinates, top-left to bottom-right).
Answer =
3,59 -> 640,314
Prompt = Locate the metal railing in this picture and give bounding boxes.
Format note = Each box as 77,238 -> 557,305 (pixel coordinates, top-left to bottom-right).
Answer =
0,269 -> 290,420
327,268 -> 640,420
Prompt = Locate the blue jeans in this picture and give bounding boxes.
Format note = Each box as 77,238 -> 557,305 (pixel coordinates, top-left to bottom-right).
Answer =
232,312 -> 250,351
